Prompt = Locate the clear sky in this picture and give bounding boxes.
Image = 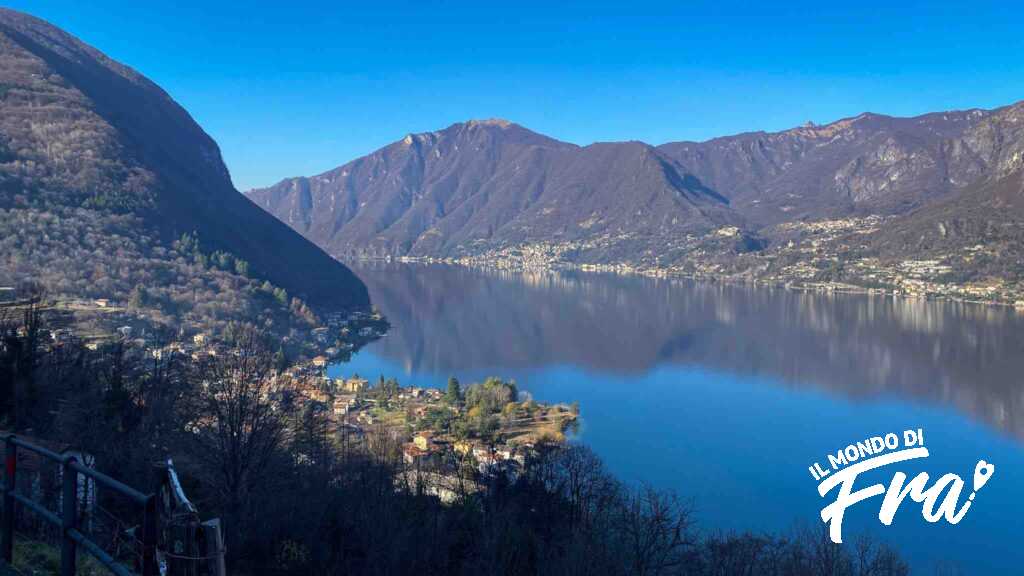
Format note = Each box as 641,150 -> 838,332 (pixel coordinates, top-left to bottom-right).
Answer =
7,1 -> 1024,190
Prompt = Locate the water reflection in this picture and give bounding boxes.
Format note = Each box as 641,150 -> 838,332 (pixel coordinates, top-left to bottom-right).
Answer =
346,261 -> 1024,441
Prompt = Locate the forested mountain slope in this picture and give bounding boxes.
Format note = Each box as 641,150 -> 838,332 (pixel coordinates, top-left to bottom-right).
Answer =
0,8 -> 368,335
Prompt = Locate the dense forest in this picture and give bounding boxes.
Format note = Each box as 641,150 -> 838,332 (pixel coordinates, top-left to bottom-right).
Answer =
0,300 -> 914,576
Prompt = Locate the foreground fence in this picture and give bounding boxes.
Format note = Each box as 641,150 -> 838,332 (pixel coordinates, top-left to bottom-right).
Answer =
1,433 -> 159,576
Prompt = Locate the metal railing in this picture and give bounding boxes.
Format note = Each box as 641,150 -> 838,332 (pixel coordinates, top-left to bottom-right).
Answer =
1,433 -> 159,576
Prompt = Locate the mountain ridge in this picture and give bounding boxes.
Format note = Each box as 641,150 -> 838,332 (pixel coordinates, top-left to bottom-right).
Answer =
248,119 -> 745,264
249,102 -> 1024,303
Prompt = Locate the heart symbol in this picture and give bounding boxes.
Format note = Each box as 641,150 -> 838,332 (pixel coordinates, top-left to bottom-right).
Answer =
974,460 -> 995,491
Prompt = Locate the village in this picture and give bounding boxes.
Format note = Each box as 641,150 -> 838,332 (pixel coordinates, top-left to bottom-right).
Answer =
279,361 -> 580,502
392,216 -> 1024,310
2,290 -> 578,507
0,289 -> 390,368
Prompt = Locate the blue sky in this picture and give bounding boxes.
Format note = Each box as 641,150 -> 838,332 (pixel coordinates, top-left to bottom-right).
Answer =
7,1 -> 1024,190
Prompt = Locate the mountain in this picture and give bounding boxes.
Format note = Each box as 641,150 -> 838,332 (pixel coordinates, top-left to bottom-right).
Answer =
248,120 -> 745,266
867,166 -> 1024,281
657,103 -> 1024,227
250,102 -> 1024,302
0,9 -> 368,334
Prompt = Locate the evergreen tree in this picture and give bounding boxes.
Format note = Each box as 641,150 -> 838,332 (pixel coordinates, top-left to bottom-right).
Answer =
446,376 -> 463,405
128,284 -> 148,308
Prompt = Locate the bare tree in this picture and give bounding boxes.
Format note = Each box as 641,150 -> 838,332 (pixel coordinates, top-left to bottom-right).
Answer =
617,485 -> 695,576
187,328 -> 289,533
540,444 -> 620,532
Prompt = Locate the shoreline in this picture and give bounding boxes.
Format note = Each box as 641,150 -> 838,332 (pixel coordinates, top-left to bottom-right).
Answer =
343,255 -> 1024,312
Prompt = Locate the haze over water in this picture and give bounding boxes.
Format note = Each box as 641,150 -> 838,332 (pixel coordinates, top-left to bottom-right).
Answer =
333,261 -> 1024,574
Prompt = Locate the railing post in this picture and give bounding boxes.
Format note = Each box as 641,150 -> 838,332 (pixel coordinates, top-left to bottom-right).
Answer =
140,494 -> 158,576
61,456 -> 78,576
1,435 -> 15,564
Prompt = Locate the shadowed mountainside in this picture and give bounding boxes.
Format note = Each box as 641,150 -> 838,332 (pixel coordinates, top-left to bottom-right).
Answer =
0,9 -> 368,324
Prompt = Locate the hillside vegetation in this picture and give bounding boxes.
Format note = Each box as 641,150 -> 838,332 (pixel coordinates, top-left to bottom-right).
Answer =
0,8 -> 368,338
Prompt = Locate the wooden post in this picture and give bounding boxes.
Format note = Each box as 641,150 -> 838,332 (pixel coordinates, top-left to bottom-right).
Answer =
60,456 -> 77,576
202,519 -> 226,576
1,436 -> 15,564
140,494 -> 159,576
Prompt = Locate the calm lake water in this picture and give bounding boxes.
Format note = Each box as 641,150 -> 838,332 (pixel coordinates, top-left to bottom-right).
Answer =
331,261 -> 1024,574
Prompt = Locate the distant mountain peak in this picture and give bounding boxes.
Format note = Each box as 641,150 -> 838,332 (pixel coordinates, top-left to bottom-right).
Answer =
396,118 -> 551,145
465,118 -> 513,128
248,116 -> 734,262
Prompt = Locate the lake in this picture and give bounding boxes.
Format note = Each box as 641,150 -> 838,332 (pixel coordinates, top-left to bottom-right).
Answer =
330,261 -> 1024,574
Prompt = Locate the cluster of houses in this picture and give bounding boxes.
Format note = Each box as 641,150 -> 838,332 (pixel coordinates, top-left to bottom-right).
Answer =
279,369 -> 539,501
149,332 -> 221,361
288,375 -> 368,419
395,431 -> 534,503
401,431 -> 528,473
45,325 -> 227,361
2,290 -> 391,376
